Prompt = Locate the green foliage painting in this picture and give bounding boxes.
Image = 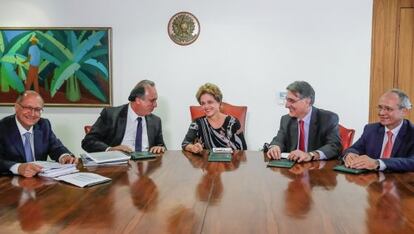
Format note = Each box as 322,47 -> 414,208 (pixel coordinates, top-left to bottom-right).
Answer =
0,27 -> 112,106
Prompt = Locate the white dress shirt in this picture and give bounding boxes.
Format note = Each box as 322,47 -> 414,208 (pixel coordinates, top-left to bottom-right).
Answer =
10,117 -> 71,175
297,108 -> 327,160
378,120 -> 404,171
9,118 -> 35,175
120,104 -> 149,151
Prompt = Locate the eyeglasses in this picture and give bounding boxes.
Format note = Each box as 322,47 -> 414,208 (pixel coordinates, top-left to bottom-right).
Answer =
285,97 -> 304,104
18,103 -> 43,114
377,105 -> 401,113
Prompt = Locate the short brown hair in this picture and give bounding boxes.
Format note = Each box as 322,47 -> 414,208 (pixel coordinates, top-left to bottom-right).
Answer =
196,83 -> 223,104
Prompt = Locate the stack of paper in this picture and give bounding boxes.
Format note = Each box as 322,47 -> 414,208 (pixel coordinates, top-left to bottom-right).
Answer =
33,161 -> 79,178
81,151 -> 130,166
80,153 -> 129,167
55,172 -> 111,187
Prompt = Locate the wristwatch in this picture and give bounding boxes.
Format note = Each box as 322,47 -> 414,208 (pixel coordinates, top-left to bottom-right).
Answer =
309,151 -> 316,161
309,151 -> 319,161
376,160 -> 380,170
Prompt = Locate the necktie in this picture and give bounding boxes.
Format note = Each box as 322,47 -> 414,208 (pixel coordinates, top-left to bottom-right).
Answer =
135,117 -> 143,152
23,132 -> 34,162
298,120 -> 305,151
382,130 -> 393,158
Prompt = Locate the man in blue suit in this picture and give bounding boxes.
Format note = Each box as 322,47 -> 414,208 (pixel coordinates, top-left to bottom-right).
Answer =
0,91 -> 77,177
343,89 -> 414,172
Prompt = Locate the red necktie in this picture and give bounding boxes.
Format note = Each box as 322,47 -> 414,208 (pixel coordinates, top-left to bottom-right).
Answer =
382,130 -> 393,158
298,120 -> 305,151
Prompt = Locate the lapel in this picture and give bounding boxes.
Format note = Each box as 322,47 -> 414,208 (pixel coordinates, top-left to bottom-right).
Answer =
114,105 -> 128,145
9,117 -> 26,161
374,126 -> 385,159
391,120 -> 407,157
33,123 -> 43,160
289,117 -> 298,150
308,107 -> 318,150
146,115 -> 154,147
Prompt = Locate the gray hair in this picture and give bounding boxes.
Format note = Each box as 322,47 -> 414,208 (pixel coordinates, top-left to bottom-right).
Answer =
389,89 -> 412,109
128,80 -> 155,101
286,81 -> 315,105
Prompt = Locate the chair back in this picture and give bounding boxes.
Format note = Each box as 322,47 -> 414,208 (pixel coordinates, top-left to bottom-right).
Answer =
189,102 -> 247,132
84,125 -> 92,134
339,124 -> 355,152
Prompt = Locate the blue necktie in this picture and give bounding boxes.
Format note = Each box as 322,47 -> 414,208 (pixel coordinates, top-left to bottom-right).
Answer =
135,117 -> 142,152
23,132 -> 34,162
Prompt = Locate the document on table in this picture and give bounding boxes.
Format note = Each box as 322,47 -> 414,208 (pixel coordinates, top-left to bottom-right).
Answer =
280,153 -> 289,159
33,161 -> 79,178
80,154 -> 129,167
84,151 -> 130,164
55,172 -> 111,188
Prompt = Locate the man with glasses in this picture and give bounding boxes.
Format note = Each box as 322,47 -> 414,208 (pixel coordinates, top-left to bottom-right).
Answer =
266,81 -> 342,162
82,80 -> 166,154
0,91 -> 77,177
343,89 -> 414,172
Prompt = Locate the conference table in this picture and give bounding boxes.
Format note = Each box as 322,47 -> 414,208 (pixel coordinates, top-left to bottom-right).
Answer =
1,151 -> 414,234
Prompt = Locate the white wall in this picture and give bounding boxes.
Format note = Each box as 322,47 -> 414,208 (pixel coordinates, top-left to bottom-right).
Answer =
0,0 -> 373,155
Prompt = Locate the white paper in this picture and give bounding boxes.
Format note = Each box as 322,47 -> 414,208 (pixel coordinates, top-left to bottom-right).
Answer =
55,172 -> 111,188
280,153 -> 289,159
212,148 -> 233,153
34,161 -> 78,178
81,154 -> 128,167
84,151 -> 130,163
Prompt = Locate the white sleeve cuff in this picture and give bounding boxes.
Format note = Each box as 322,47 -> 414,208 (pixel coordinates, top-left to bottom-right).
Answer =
10,163 -> 20,175
316,150 -> 327,160
378,159 -> 387,171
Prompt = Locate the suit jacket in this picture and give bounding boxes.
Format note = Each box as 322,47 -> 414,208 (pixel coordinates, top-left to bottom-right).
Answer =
343,120 -> 414,172
269,107 -> 342,159
0,115 -> 71,174
81,104 -> 165,152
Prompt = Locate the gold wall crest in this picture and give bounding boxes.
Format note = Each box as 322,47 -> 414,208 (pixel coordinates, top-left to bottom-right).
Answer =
168,12 -> 200,46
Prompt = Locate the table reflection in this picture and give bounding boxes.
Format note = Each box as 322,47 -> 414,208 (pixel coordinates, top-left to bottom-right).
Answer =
128,158 -> 161,212
183,150 -> 246,203
11,177 -> 56,232
271,160 -> 338,219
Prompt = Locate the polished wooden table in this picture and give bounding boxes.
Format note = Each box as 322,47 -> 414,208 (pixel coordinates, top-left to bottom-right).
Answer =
1,151 -> 414,234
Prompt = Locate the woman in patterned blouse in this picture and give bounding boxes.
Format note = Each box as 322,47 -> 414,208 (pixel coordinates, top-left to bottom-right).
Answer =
182,83 -> 247,153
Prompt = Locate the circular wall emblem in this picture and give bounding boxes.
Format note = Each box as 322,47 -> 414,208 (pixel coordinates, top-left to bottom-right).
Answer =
168,12 -> 200,46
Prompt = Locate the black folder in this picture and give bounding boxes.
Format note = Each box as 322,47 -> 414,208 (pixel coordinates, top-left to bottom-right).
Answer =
267,159 -> 295,168
333,165 -> 370,174
208,152 -> 232,162
130,151 -> 158,160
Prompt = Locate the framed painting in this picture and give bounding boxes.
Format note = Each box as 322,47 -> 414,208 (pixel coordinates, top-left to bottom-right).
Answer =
0,27 -> 112,107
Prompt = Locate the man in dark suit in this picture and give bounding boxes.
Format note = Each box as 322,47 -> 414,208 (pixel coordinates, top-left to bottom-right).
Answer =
0,91 -> 77,177
266,81 -> 341,162
82,80 -> 165,154
343,89 -> 414,172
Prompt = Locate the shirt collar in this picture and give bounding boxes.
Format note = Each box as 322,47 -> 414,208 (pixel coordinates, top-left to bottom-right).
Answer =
385,119 -> 404,136
128,103 -> 145,121
298,107 -> 312,124
15,116 -> 33,136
